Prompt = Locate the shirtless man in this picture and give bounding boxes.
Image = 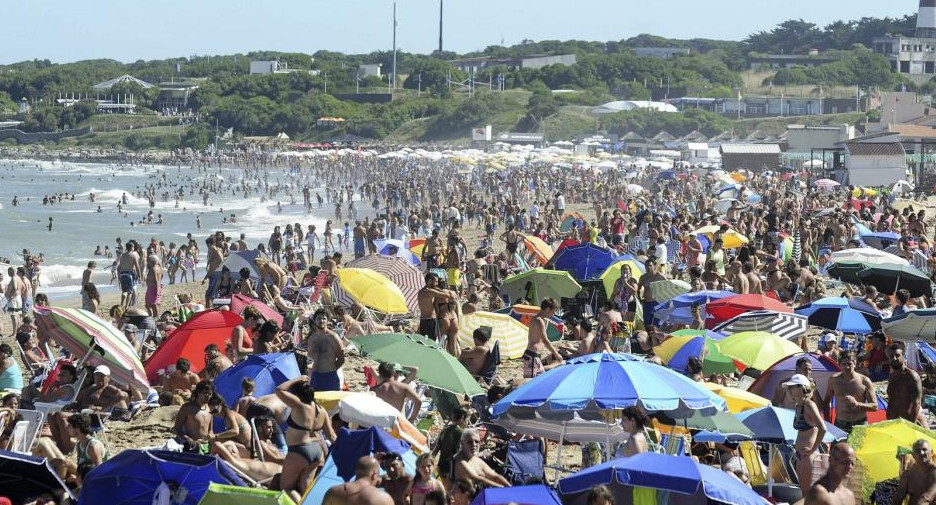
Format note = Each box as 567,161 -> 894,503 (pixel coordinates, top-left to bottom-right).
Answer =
371,361 -> 421,423
76,365 -> 128,412
523,298 -> 564,379
256,258 -> 288,292
824,352 -> 876,432
162,358 -> 200,399
459,327 -> 492,377
637,259 -> 666,327
887,344 -> 925,426
307,309 -> 345,392
201,237 -> 224,302
764,258 -> 791,298
453,428 -> 510,488
805,442 -> 856,505
743,262 -> 763,294
323,456 -> 393,505
144,254 -> 163,317
728,261 -> 749,294
416,274 -> 453,344
353,222 -> 367,259
173,381 -> 215,453
117,242 -> 142,307
893,440 -> 936,505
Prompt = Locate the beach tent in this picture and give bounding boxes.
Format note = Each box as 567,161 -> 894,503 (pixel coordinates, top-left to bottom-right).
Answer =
79,450 -> 245,505
214,353 -> 300,407
144,310 -> 244,383
300,427 -> 417,505
746,353 -> 839,401
221,249 -> 266,279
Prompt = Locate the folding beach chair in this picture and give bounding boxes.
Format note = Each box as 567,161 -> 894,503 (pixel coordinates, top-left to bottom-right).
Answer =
12,409 -> 44,453
504,439 -> 545,485
475,341 -> 501,386
14,338 -> 50,378
7,421 -> 29,453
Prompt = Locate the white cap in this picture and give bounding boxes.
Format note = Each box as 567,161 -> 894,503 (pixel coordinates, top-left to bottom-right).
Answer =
782,373 -> 810,389
94,365 -> 111,376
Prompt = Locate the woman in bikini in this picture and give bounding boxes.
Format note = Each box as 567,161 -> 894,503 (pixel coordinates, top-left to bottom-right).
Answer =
208,394 -> 253,448
275,375 -> 336,498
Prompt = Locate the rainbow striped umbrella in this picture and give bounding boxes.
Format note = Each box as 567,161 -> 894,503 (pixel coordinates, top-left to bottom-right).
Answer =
34,306 -> 149,390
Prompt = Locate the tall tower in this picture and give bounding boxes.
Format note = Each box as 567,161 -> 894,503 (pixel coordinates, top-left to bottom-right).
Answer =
439,0 -> 444,54
918,0 -> 936,39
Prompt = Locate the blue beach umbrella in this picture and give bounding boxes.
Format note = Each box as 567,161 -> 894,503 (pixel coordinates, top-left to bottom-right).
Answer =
654,290 -> 734,325
794,297 -> 882,334
736,406 -> 847,445
552,243 -> 618,281
492,353 -> 726,420
860,231 -> 900,250
373,239 -> 421,266
558,453 -> 766,505
79,450 -> 246,505
213,352 -> 300,407
471,484 -> 562,505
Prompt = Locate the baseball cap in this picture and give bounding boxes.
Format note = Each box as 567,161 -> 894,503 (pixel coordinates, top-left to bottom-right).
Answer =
94,365 -> 111,376
782,374 -> 810,388
392,363 -> 404,373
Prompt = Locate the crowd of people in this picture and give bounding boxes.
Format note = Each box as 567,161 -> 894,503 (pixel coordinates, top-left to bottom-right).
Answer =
2,147 -> 936,505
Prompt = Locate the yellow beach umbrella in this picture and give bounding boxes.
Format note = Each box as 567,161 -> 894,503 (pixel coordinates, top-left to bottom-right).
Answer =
599,259 -> 644,297
458,311 -> 529,359
335,268 -> 408,314
848,419 -> 936,500
702,382 -> 770,414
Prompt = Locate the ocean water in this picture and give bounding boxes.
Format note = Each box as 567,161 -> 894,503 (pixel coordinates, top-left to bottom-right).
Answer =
0,159 -> 340,299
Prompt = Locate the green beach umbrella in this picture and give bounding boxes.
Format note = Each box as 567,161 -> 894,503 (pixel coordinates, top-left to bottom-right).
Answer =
198,483 -> 296,505
827,260 -> 870,285
856,263 -> 933,297
499,268 -> 582,305
655,410 -> 753,440
351,333 -> 484,397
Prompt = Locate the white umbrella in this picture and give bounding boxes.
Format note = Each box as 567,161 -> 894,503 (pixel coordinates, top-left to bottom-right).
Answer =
830,247 -> 909,267
814,179 -> 840,188
626,184 -> 645,194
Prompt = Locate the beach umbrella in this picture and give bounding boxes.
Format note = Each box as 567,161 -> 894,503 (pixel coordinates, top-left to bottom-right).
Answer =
229,293 -> 284,327
736,406 -> 846,445
523,236 -> 554,265
34,306 -> 149,390
702,382 -> 770,414
559,213 -> 586,233
372,239 -> 421,265
654,334 -> 736,375
492,353 -> 726,420
213,353 -> 300,407
0,449 -> 75,504
705,294 -> 792,329
144,310 -> 243,383
313,391 -> 428,452
334,268 -> 409,314
649,279 -> 691,303
712,310 -> 808,340
500,268 -> 582,305
471,484 -> 561,505
344,254 -> 423,313
599,258 -> 645,298
655,410 -> 753,441
198,483 -> 296,505
552,243 -> 618,281
457,311 -> 529,359
79,450 -> 246,505
882,308 -> 936,340
557,453 -> 765,505
469,485 -> 562,505
827,260 -> 871,285
795,297 -> 882,334
715,331 -> 802,371
861,231 -> 901,250
814,178 -> 840,188
691,226 -> 749,249
857,263 -> 932,297
653,290 -> 734,326
350,333 -> 484,396
496,304 -> 565,342
747,353 -> 840,402
830,247 -> 909,266
494,412 -> 631,444
848,419 -> 936,500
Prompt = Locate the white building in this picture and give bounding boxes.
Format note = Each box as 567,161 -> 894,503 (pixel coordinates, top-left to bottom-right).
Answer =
845,138 -> 907,186
786,124 -> 855,153
358,63 -> 382,78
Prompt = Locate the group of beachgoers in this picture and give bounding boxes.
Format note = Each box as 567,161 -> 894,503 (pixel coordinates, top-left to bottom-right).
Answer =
2,148 -> 936,505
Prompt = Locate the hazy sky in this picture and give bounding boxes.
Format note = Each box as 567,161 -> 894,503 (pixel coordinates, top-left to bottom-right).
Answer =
0,0 -> 917,64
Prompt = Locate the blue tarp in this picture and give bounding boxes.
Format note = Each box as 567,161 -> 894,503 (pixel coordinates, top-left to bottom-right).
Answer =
214,352 -> 300,407
471,484 -> 562,505
78,450 -> 245,505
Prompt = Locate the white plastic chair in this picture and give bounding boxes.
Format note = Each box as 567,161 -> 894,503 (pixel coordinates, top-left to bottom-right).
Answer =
8,421 -> 29,453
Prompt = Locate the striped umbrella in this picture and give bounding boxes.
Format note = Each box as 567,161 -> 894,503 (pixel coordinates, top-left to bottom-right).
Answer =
34,306 -> 149,390
712,310 -> 807,340
343,254 -> 422,313
458,311 -> 529,359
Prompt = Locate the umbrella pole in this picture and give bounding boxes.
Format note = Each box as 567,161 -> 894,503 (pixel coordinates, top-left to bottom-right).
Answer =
74,343 -> 99,370
768,443 -> 774,498
555,421 -> 567,483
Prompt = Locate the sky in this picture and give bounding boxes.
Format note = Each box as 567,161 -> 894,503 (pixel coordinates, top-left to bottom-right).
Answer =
0,0 -> 918,64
